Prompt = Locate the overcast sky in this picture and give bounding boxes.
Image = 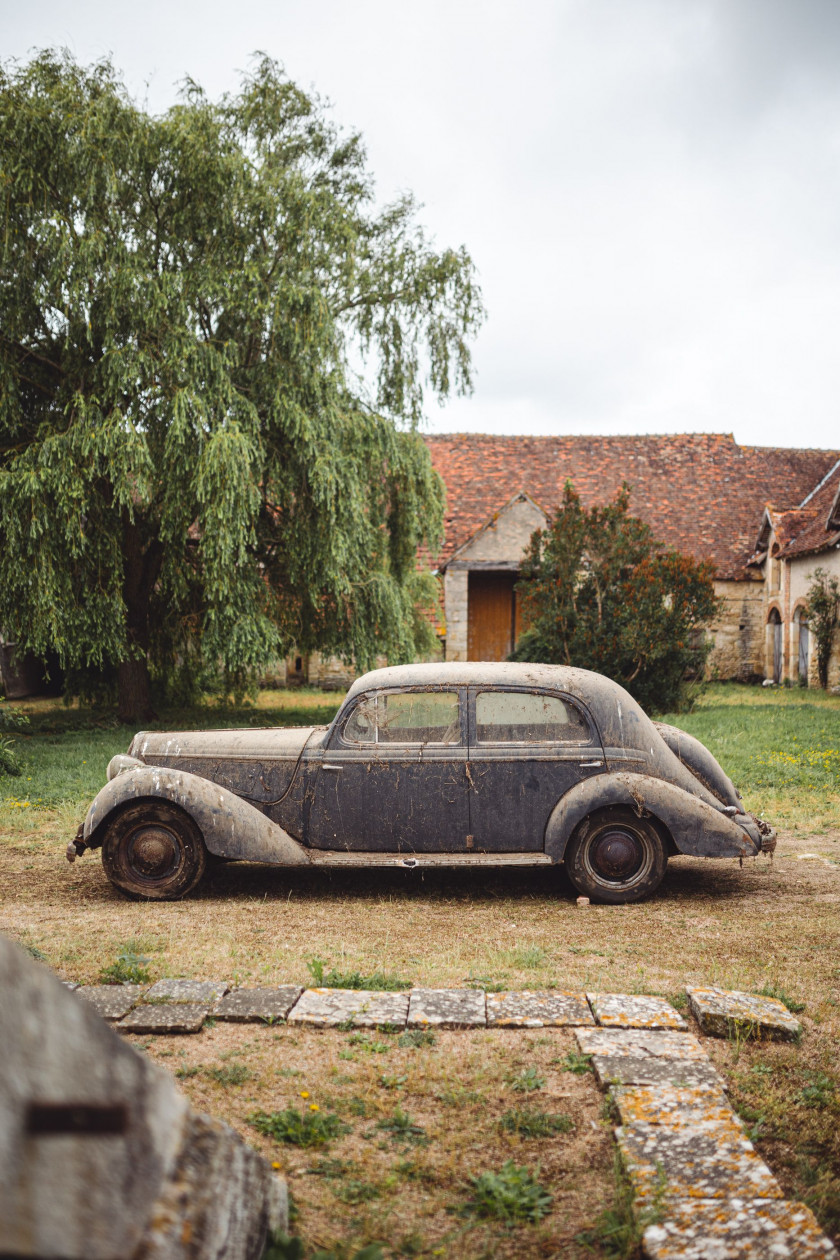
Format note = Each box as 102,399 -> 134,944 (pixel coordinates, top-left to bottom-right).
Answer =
5,0 -> 840,449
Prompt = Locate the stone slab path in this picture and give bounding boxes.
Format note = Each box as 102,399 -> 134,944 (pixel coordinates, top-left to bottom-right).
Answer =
67,978 -> 834,1256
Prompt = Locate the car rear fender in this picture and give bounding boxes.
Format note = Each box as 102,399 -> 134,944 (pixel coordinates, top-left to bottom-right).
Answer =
544,771 -> 760,861
83,766 -> 312,866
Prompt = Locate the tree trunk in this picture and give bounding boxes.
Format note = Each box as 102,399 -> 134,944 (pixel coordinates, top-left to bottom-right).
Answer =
116,655 -> 155,724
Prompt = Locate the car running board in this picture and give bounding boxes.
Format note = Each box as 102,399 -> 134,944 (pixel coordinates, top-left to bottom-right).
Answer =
308,851 -> 554,868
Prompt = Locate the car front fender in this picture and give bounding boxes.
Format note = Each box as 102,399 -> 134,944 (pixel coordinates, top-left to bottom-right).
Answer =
544,772 -> 760,861
83,766 -> 312,866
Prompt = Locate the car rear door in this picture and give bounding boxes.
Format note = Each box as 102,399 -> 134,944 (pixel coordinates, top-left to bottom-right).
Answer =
466,687 -> 605,851
305,687 -> 471,852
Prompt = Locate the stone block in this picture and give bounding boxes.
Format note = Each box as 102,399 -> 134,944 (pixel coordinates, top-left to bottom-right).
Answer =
144,979 -> 229,1004
686,986 -> 802,1041
214,986 -> 303,1023
588,993 -> 687,1030
592,1058 -> 725,1091
407,988 -> 486,1028
486,990 -> 594,1027
119,1003 -> 209,1034
575,1028 -> 707,1061
617,1122 -> 782,1203
610,1084 -> 741,1131
78,985 -> 146,1021
643,1198 -> 838,1259
287,988 -> 409,1028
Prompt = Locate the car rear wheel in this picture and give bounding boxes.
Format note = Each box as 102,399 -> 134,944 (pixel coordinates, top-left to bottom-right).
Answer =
101,801 -> 207,900
565,807 -> 667,903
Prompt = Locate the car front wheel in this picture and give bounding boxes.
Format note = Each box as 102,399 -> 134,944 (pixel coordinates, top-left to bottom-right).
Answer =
101,801 -> 207,900
565,807 -> 667,903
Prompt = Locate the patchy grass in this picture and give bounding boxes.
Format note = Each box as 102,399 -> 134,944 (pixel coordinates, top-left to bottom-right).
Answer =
3,683 -> 840,1248
137,1023 -> 611,1257
307,958 -> 411,991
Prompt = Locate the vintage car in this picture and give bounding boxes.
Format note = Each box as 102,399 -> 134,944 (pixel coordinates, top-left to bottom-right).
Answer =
68,662 -> 775,903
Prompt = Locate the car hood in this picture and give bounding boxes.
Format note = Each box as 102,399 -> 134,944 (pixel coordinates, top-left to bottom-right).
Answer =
128,726 -> 326,762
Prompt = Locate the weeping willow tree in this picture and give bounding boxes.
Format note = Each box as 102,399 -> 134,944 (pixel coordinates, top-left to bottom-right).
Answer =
0,52 -> 483,719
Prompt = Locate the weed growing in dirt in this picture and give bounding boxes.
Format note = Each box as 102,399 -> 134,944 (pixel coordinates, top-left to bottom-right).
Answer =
461,1160 -> 552,1224
250,1107 -> 350,1148
307,958 -> 410,990
397,1030 -> 435,1049
463,974 -> 506,991
757,983 -> 806,1013
577,1151 -> 666,1258
508,1066 -> 546,1092
206,1063 -> 255,1087
377,1107 -> 427,1145
99,942 -> 151,985
330,1178 -> 381,1206
798,1073 -> 836,1109
499,1107 -> 573,1138
557,1049 -> 594,1075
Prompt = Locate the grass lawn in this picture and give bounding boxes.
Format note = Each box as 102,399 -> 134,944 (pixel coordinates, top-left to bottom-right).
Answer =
2,682 -> 839,1255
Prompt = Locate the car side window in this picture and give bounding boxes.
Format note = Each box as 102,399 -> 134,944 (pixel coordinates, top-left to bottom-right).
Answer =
475,690 -> 590,744
343,691 -> 461,745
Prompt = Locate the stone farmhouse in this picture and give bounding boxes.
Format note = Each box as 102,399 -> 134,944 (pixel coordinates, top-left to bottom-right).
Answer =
423,433 -> 840,687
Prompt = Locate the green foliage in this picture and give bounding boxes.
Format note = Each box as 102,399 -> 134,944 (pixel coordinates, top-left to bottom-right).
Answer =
499,1108 -> 573,1138
330,1179 -> 380,1206
99,943 -> 152,984
397,1029 -> 436,1049
376,1107 -> 427,1145
798,1073 -> 836,1109
805,568 -> 840,689
462,1160 -> 552,1224
576,1151 -> 666,1258
507,1066 -> 546,1092
249,1107 -> 350,1148
0,51 -> 483,719
512,482 -> 721,713
206,1063 -> 255,1086
757,983 -> 806,1014
307,958 -> 410,990
0,701 -> 28,777
557,1050 -> 594,1075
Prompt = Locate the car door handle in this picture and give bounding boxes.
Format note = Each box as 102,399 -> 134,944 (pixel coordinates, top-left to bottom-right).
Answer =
579,760 -> 603,768
322,764 -> 344,771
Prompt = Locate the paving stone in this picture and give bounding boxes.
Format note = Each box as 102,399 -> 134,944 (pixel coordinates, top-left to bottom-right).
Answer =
686,986 -> 802,1041
287,988 -> 409,1028
214,986 -> 303,1023
610,1084 -> 742,1131
61,981 -> 79,991
144,979 -> 229,1004
486,990 -> 594,1027
593,1057 -> 725,1090
77,984 -> 146,1020
617,1122 -> 783,1203
407,988 -> 486,1028
588,993 -> 687,1030
576,1028 -> 707,1060
642,1197 -> 838,1259
118,1002 -> 209,1034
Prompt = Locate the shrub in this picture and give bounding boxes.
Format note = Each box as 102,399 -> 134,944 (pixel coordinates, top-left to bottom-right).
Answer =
805,568 -> 840,689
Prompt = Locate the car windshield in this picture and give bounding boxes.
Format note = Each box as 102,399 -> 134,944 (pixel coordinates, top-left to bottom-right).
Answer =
344,690 -> 461,745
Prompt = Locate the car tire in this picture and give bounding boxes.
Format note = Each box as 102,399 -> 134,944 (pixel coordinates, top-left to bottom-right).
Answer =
101,801 -> 207,901
565,807 -> 667,904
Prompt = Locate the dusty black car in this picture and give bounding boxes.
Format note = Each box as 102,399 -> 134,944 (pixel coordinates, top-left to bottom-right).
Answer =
69,662 -> 775,903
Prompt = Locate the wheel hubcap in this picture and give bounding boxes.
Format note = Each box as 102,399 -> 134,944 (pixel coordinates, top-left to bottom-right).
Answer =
590,827 -> 645,881
128,826 -> 179,879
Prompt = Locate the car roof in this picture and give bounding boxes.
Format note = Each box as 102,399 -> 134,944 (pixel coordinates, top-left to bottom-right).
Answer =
345,661 -> 616,703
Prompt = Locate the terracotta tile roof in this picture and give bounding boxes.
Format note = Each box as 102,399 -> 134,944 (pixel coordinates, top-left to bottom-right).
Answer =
775,459 -> 840,560
424,433 -> 840,580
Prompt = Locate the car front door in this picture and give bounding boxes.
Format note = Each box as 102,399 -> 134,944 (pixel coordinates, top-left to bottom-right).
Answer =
305,687 -> 471,852
466,687 -> 605,851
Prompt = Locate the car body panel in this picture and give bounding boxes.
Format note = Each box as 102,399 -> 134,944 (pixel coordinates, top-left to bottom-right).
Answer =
78,663 -> 773,884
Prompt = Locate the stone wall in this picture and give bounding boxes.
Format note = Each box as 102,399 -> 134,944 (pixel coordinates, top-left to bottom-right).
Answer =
789,548 -> 840,688
707,578 -> 766,680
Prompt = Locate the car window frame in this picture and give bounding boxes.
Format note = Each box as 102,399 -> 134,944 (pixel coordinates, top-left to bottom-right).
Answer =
468,685 -> 597,748
337,686 -> 467,749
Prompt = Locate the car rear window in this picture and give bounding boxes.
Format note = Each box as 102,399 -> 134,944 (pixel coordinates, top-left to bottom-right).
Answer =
343,691 -> 461,745
475,691 -> 590,743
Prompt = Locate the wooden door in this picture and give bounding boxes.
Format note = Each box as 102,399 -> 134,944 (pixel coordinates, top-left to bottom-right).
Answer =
468,572 -> 517,661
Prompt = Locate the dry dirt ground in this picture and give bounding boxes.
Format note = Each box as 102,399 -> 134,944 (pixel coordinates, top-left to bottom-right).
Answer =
3,821 -> 840,1255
